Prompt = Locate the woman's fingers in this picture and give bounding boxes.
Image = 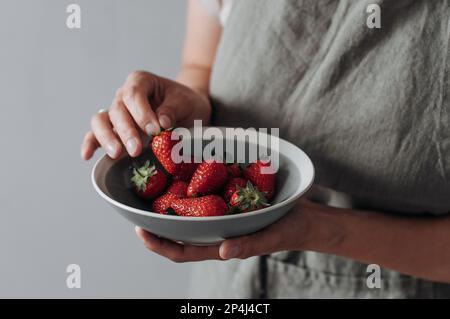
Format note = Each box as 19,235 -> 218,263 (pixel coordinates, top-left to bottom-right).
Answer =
122,73 -> 161,136
155,85 -> 206,128
135,225 -> 283,262
219,205 -> 310,259
135,202 -> 309,262
82,71 -> 213,162
109,100 -> 142,157
90,111 -> 123,159
81,131 -> 99,160
135,227 -> 222,262
155,95 -> 184,129
135,207 -> 302,262
219,224 -> 285,260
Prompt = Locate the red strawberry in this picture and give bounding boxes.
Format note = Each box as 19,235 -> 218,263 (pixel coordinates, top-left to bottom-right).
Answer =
151,129 -> 180,175
223,177 -> 247,202
131,161 -> 167,200
166,180 -> 188,198
226,163 -> 242,178
170,195 -> 228,217
173,157 -> 199,182
187,161 -> 228,197
151,193 -> 178,214
230,181 -> 270,213
243,160 -> 276,200
152,181 -> 188,214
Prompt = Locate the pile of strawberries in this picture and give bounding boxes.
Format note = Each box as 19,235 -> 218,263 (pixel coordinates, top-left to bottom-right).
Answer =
130,129 -> 276,217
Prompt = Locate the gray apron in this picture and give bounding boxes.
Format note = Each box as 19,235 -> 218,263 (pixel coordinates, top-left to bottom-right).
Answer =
189,0 -> 450,298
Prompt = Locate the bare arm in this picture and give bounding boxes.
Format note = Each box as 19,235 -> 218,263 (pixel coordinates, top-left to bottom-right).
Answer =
137,198 -> 450,283
307,203 -> 450,283
177,0 -> 222,96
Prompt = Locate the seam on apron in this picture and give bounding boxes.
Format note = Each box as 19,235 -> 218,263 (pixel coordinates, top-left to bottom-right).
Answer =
258,255 -> 269,299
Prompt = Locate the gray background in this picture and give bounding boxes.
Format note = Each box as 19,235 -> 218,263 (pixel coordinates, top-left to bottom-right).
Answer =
0,0 -> 194,298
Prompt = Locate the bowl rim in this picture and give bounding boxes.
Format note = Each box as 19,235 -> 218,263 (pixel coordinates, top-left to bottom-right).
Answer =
91,128 -> 315,221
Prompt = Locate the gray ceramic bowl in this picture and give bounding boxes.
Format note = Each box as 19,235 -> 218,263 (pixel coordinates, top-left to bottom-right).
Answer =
92,127 -> 314,245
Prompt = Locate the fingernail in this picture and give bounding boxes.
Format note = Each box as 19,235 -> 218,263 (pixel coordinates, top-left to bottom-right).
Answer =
224,245 -> 240,259
106,143 -> 117,158
135,226 -> 141,234
159,115 -> 171,129
145,123 -> 160,136
126,138 -> 137,155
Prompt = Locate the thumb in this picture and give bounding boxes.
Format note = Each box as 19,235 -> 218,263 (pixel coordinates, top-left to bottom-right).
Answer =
219,227 -> 284,260
155,93 -> 193,129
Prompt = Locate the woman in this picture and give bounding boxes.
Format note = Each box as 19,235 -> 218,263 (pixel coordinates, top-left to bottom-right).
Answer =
81,0 -> 450,298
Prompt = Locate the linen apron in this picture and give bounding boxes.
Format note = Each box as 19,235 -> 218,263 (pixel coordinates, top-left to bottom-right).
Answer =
189,0 -> 450,298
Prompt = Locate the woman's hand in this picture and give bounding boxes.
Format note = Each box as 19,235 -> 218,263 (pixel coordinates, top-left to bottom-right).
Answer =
81,71 -> 212,160
135,194 -> 450,284
135,198 -> 322,262
138,191 -> 450,283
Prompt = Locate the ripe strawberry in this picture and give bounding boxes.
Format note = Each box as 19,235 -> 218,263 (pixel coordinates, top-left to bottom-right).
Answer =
166,180 -> 188,198
152,181 -> 188,214
173,157 -> 199,182
187,161 -> 228,197
226,163 -> 242,178
151,193 -> 178,214
170,195 -> 228,217
243,160 -> 276,200
223,177 -> 247,202
131,161 -> 167,200
151,128 -> 180,175
230,181 -> 270,213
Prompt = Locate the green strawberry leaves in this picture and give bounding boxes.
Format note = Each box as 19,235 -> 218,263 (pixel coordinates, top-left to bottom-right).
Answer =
131,160 -> 157,192
233,181 -> 270,211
